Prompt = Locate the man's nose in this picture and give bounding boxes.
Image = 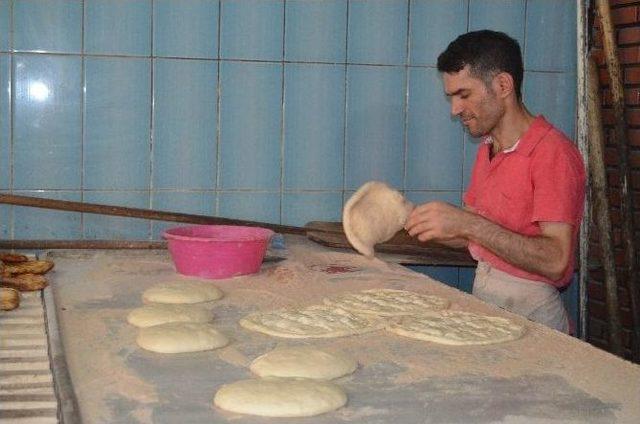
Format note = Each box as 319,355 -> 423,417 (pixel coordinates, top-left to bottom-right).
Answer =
450,99 -> 463,116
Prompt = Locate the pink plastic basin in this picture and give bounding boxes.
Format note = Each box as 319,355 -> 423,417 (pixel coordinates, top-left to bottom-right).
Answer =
163,225 -> 275,279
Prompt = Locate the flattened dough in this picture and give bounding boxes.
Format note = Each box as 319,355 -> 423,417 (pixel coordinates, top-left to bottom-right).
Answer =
136,322 -> 229,353
213,377 -> 347,417
239,305 -> 384,339
343,181 -> 413,257
387,310 -> 526,346
324,288 -> 449,317
142,281 -> 223,304
127,303 -> 212,328
250,346 -> 357,380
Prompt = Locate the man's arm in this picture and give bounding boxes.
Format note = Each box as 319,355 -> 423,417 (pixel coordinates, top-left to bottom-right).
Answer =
405,201 -> 573,281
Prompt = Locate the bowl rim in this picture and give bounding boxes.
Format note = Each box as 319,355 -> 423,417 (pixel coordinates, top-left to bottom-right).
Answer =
163,224 -> 275,243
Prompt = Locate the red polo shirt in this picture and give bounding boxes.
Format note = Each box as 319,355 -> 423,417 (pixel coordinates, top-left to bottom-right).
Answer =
463,116 -> 586,288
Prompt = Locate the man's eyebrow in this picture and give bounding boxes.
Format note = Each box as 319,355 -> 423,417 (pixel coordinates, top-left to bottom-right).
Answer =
445,88 -> 468,97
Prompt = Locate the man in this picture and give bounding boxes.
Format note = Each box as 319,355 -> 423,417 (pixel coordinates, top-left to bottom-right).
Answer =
405,30 -> 585,333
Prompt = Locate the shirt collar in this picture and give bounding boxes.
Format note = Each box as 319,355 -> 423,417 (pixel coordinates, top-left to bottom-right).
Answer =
481,115 -> 551,157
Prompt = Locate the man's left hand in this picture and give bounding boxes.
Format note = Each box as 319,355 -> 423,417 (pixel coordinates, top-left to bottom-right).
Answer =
404,201 -> 471,242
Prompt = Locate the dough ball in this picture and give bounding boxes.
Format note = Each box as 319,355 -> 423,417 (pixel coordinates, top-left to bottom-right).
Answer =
343,181 -> 413,257
136,322 -> 229,353
250,346 -> 357,380
142,281 -> 223,304
213,377 -> 347,417
126,303 -> 212,328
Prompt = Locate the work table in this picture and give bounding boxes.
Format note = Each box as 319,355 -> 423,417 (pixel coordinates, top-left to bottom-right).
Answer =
35,235 -> 640,423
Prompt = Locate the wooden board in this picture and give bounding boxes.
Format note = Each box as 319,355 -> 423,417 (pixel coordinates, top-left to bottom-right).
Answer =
305,221 -> 476,267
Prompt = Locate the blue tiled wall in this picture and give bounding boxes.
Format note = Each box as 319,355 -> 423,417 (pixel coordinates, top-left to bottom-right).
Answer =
0,0 -> 577,291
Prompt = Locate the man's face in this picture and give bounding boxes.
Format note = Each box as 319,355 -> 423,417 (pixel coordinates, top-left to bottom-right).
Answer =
442,65 -> 504,137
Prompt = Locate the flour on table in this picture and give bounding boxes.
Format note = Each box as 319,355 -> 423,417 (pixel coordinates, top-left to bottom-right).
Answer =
126,303 -> 212,328
142,281 -> 223,304
324,288 -> 449,317
343,181 -> 413,257
387,310 -> 526,346
240,305 -> 384,338
136,322 -> 229,353
213,377 -> 347,417
250,346 -> 357,380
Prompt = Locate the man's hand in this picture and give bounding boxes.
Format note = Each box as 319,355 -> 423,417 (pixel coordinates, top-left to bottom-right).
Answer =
404,202 -> 470,248
404,201 -> 573,281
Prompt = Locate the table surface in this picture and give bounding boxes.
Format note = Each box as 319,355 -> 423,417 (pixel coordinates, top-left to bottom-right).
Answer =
47,236 -> 640,424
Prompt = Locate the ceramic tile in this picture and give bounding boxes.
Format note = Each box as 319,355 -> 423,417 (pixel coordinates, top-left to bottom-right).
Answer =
13,0 -> 81,53
285,0 -> 347,63
281,192 -> 342,227
524,71 -> 576,139
407,265 -> 459,288
218,191 -> 280,224
84,57 -> 151,190
0,0 -> 9,51
83,191 -> 150,239
153,0 -> 218,59
525,0 -> 576,72
462,132 -> 483,191
219,61 -> 282,190
151,190 -> 216,239
346,65 -> 405,190
220,0 -> 283,61
468,0 -> 525,48
0,54 -> 9,189
407,68 -> 463,191
410,0 -> 467,66
458,267 -> 476,293
84,0 -> 151,56
13,54 -> 82,190
12,190 -> 81,239
153,59 -> 217,190
284,63 -> 344,190
404,191 -> 461,206
0,202 -> 9,237
348,0 -> 408,65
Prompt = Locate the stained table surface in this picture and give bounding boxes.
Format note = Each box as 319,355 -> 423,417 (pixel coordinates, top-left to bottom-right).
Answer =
46,236 -> 640,423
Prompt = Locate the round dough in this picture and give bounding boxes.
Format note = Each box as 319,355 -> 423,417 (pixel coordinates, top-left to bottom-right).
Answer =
126,303 -> 212,328
239,304 -> 384,339
142,281 -> 223,304
324,288 -> 449,317
136,322 -> 229,353
250,346 -> 357,380
343,181 -> 413,257
387,310 -> 526,346
213,377 -> 347,417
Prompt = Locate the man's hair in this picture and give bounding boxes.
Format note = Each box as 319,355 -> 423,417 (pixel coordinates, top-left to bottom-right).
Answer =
437,30 -> 524,100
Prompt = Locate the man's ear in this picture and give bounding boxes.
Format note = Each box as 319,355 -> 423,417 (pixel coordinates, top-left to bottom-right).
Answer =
493,72 -> 515,99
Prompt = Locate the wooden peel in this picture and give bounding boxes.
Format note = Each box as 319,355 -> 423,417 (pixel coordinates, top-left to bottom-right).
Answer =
0,194 -> 475,266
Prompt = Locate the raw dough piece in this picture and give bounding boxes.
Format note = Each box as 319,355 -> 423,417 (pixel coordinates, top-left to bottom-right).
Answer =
250,346 -> 357,380
239,305 -> 384,338
126,303 -> 212,328
324,288 -> 449,317
136,322 -> 229,353
343,181 -> 413,257
213,377 -> 347,417
142,281 -> 223,304
387,310 -> 526,346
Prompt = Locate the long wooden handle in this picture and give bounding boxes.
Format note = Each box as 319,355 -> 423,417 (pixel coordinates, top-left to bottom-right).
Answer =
587,54 -> 623,356
0,193 -> 306,235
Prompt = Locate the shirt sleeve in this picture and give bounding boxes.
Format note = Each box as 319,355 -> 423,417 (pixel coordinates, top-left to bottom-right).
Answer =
530,138 -> 586,225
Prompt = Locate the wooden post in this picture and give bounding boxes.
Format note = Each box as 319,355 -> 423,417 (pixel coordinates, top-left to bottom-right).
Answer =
595,0 -> 640,361
587,54 -> 623,356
